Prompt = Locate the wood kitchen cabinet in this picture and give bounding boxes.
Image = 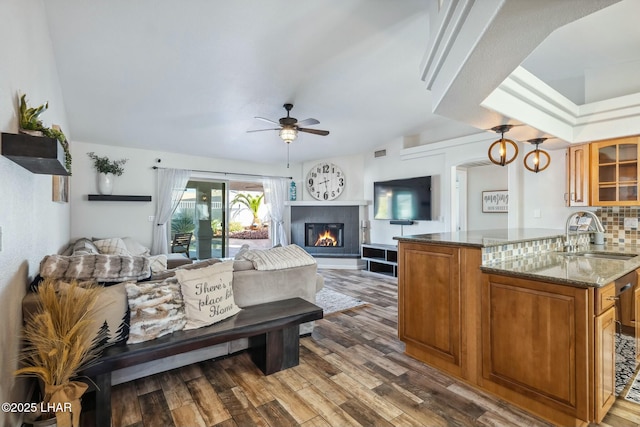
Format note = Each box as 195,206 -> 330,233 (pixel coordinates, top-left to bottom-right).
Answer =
397,242 -> 481,379
566,144 -> 590,206
481,274 -> 591,424
594,285 -> 616,422
397,238 -> 623,426
590,136 -> 640,206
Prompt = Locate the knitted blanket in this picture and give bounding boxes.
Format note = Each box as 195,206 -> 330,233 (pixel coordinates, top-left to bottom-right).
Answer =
40,254 -> 151,282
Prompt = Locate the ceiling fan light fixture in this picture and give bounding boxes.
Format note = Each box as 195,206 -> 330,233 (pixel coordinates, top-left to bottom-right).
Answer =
279,127 -> 298,143
488,124 -> 518,166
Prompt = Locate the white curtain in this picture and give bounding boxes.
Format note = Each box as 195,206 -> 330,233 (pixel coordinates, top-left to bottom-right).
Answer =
263,177 -> 289,246
151,168 -> 191,255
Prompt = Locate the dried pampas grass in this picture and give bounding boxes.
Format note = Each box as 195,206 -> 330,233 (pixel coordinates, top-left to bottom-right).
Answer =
15,278 -> 103,387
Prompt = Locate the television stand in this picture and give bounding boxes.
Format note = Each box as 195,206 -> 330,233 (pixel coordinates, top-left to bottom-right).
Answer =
361,243 -> 398,278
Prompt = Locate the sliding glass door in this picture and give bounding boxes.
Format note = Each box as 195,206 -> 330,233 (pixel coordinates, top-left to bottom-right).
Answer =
172,179 -> 227,259
171,177 -> 273,260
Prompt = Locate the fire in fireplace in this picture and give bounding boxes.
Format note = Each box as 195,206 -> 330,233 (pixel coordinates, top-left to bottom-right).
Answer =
306,223 -> 344,247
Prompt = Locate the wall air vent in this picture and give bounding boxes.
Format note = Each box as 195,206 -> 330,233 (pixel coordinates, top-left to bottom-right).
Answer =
374,149 -> 387,158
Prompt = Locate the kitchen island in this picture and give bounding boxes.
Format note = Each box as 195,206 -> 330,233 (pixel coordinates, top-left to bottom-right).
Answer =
395,229 -> 640,426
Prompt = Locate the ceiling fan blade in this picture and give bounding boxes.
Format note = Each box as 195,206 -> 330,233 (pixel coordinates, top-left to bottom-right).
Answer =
297,118 -> 320,126
254,116 -> 280,125
247,128 -> 280,133
298,127 -> 329,136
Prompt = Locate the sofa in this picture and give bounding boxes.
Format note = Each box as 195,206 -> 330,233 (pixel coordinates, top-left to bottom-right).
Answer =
23,242 -> 324,385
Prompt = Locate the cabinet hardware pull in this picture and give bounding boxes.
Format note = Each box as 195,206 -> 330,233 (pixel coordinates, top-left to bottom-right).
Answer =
619,283 -> 632,294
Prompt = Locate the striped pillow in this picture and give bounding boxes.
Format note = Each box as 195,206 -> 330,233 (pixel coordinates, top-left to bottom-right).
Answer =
241,244 -> 316,271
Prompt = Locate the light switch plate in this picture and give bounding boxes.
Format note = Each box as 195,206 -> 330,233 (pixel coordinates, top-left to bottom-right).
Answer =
624,217 -> 638,230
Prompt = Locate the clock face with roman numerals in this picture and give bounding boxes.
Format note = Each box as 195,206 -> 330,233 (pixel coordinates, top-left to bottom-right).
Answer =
306,162 -> 345,201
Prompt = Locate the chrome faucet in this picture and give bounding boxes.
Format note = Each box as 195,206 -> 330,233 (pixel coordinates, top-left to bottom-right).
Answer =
564,211 -> 605,252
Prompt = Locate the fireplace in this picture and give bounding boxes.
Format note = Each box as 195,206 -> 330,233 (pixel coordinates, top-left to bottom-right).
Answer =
291,205 -> 360,257
306,223 -> 344,247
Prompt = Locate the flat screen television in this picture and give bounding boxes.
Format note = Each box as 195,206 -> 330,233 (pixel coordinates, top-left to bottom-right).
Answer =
374,176 -> 432,221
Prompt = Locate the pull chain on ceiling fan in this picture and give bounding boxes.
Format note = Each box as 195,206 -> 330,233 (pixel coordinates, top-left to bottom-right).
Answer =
247,103 -> 330,167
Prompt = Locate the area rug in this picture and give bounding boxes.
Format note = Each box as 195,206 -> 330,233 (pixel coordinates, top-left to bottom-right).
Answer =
315,288 -> 368,315
616,332 -> 640,403
626,368 -> 640,404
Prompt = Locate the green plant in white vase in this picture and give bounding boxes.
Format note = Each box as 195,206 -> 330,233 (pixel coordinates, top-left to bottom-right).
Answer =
87,152 -> 128,195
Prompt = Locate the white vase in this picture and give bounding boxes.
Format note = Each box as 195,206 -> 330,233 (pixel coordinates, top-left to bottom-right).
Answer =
97,173 -> 114,195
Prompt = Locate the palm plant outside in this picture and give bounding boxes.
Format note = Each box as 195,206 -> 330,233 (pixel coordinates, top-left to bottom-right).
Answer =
231,193 -> 264,226
171,210 -> 195,235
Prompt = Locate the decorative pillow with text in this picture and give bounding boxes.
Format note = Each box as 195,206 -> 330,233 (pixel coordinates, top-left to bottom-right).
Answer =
175,261 -> 240,330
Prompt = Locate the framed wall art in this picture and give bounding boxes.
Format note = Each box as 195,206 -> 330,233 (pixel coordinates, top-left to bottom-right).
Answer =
52,175 -> 69,203
482,190 -> 508,213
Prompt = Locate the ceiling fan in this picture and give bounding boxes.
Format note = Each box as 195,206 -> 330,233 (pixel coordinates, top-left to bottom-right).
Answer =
247,103 -> 330,144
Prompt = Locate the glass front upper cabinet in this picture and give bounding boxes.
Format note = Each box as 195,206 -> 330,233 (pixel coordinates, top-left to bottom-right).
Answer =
590,137 -> 640,206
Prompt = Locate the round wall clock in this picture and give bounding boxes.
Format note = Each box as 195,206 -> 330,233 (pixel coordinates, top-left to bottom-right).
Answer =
306,162 -> 345,200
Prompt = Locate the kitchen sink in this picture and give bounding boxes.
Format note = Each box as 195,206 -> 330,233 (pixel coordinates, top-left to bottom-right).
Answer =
556,251 -> 638,261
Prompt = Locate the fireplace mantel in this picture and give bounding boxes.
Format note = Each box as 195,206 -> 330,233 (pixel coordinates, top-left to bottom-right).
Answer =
287,200 -> 369,207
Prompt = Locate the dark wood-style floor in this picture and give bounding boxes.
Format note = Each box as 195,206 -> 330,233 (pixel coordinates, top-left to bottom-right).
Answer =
104,269 -> 640,427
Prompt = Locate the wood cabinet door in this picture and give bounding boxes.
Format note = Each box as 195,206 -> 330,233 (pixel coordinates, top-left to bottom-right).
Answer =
566,145 -> 590,206
398,243 -> 461,374
590,137 -> 640,206
594,306 -> 616,422
481,274 -> 590,420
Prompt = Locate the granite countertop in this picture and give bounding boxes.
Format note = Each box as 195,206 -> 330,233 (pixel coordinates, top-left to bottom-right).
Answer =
482,245 -> 640,288
394,228 -> 565,248
394,228 -> 640,288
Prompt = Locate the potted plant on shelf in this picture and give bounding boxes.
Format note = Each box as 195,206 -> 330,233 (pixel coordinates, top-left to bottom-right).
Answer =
15,279 -> 104,427
18,94 -> 72,174
87,152 -> 128,195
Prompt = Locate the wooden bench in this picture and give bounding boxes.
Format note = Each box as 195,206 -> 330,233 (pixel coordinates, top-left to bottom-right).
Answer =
80,297 -> 323,427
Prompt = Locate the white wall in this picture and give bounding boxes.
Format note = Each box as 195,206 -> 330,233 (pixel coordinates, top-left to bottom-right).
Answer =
358,132 -> 574,246
71,141 -> 299,248
467,164 -> 507,230
364,137 -> 448,245
298,154 -> 365,202
0,1 -> 70,424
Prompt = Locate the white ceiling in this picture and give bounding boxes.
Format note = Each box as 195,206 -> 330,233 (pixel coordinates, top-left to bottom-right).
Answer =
522,0 -> 640,105
42,0 -> 639,165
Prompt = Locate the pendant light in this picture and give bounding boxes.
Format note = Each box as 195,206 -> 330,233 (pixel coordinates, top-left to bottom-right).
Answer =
488,125 -> 519,166
524,138 -> 550,173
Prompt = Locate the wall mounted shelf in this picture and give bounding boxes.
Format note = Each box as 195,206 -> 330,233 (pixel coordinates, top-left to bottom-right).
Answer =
88,195 -> 152,202
1,132 -> 69,175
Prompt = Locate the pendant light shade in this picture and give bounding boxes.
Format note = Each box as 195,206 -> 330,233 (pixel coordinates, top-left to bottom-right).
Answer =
524,138 -> 551,173
488,125 -> 519,166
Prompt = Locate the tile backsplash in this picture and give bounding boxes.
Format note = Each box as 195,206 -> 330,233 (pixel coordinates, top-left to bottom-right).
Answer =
596,207 -> 640,245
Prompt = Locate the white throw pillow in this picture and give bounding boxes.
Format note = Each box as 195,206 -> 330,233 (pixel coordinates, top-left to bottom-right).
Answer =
147,254 -> 167,274
93,238 -> 130,256
175,261 -> 240,330
242,244 -> 316,271
122,237 -> 151,257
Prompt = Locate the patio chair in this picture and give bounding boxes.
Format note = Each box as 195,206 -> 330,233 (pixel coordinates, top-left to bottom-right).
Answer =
171,232 -> 192,254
